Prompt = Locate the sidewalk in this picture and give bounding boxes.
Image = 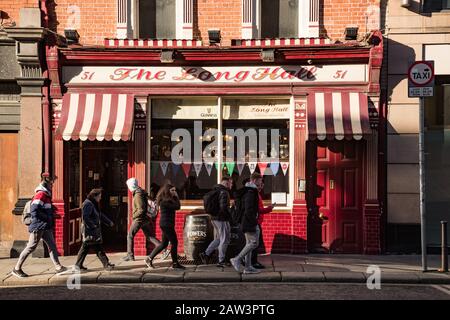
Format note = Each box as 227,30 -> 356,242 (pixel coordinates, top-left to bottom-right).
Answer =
0,253 -> 449,286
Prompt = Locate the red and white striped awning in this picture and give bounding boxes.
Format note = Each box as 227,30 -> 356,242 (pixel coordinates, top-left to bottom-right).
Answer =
307,92 -> 370,141
56,93 -> 134,141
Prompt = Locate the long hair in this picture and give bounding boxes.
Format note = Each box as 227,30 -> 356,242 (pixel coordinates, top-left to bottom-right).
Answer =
156,183 -> 175,205
87,188 -> 103,211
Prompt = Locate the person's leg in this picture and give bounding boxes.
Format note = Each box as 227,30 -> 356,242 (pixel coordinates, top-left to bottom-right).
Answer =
74,242 -> 90,267
148,230 -> 169,261
251,224 -> 262,265
217,221 -> 230,263
231,230 -> 258,271
141,221 -> 161,248
14,231 -> 42,271
41,230 -> 63,269
244,228 -> 259,269
126,220 -> 141,257
94,244 -> 110,267
205,220 -> 221,257
164,227 -> 179,264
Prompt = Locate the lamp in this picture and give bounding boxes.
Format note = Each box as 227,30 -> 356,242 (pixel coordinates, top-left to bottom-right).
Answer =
160,50 -> 174,63
260,49 -> 275,62
64,28 -> 80,44
344,26 -> 358,40
208,29 -> 221,45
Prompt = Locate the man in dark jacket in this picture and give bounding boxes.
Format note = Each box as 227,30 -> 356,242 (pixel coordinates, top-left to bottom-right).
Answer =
122,178 -> 161,261
200,176 -> 232,267
12,173 -> 67,278
230,172 -> 262,274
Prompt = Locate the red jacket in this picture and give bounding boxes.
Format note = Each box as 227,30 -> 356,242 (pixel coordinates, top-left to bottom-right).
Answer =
258,193 -> 272,225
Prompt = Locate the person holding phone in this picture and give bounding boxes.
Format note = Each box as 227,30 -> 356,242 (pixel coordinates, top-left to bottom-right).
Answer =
145,183 -> 185,269
252,180 -> 275,269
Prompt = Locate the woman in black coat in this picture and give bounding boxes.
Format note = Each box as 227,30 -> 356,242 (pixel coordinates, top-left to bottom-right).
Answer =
146,183 -> 185,269
74,188 -> 115,271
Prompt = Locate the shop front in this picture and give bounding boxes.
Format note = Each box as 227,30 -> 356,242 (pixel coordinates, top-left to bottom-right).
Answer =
50,33 -> 383,256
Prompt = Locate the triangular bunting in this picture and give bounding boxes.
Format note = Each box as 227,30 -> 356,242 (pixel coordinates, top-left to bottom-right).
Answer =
280,162 -> 289,176
258,162 -> 269,175
214,162 -> 224,171
182,163 -> 191,177
205,162 -> 214,176
269,162 -> 280,176
160,161 -> 169,176
237,163 -> 245,175
248,162 -> 257,174
193,163 -> 203,177
225,162 -> 235,175
171,163 -> 181,176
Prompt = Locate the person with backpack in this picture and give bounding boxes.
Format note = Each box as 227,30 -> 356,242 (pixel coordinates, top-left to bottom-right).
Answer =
145,183 -> 185,269
74,188 -> 115,271
122,178 -> 161,261
230,172 -> 263,274
12,173 -> 68,278
199,176 -> 233,267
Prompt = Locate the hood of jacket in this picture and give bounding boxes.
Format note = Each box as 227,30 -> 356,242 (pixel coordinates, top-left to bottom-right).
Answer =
34,183 -> 51,197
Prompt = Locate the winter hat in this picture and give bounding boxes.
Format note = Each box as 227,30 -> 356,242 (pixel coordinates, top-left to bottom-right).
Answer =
126,178 -> 139,192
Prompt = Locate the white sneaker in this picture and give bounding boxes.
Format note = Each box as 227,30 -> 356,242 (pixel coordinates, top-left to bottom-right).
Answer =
243,268 -> 260,274
230,257 -> 241,272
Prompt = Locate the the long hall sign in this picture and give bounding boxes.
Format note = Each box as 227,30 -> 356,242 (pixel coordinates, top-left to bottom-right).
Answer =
63,65 -> 367,84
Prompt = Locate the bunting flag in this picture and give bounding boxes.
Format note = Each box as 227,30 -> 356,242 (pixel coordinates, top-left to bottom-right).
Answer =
205,162 -> 214,176
237,163 -> 246,175
225,162 -> 235,175
258,162 -> 269,175
160,161 -> 169,176
193,162 -> 203,177
269,162 -> 280,176
171,163 -> 181,176
182,163 -> 192,177
214,162 -> 224,171
280,162 -> 289,175
248,162 -> 257,174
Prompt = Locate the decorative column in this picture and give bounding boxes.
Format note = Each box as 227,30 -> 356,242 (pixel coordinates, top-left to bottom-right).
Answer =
117,0 -> 129,39
241,0 -> 256,39
363,99 -> 381,254
308,0 -> 319,37
292,98 -> 308,253
177,0 -> 194,39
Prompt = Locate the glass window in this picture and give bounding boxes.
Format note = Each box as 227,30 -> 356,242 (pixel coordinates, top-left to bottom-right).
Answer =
424,76 -> 450,247
139,0 -> 176,39
423,0 -> 450,11
261,0 -> 298,38
150,98 -> 291,205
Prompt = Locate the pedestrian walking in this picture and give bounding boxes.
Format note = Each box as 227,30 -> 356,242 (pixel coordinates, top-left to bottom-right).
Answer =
74,188 -> 115,271
122,178 -> 161,261
12,173 -> 68,278
145,183 -> 185,269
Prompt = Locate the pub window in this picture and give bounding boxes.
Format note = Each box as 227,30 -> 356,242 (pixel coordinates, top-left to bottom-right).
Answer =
423,0 -> 450,11
138,0 -> 176,39
150,98 -> 291,205
260,0 -> 299,38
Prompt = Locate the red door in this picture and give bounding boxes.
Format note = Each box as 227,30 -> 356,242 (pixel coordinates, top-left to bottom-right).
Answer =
307,140 -> 363,253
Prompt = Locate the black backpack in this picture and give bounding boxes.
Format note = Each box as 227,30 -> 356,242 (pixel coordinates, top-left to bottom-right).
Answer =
203,189 -> 221,216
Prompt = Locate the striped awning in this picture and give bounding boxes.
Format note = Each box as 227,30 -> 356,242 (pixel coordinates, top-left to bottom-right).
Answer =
307,92 -> 370,141
56,93 -> 134,141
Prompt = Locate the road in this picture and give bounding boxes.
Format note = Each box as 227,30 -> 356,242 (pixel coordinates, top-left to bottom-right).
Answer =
0,283 -> 449,300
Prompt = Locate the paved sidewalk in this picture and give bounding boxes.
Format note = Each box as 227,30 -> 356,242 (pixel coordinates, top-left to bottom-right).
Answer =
0,253 -> 449,286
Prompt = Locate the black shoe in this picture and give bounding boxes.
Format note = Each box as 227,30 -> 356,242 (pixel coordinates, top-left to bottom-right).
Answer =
104,263 -> 115,271
55,266 -> 69,274
253,262 -> 265,269
121,255 -> 135,262
171,263 -> 186,269
145,257 -> 154,269
11,269 -> 28,278
199,252 -> 209,264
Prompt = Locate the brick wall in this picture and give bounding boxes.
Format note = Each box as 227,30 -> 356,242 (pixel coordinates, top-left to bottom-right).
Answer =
0,0 -> 39,25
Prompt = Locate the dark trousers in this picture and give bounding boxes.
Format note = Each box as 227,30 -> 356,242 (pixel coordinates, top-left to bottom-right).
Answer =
251,224 -> 264,264
75,242 -> 109,267
148,226 -> 178,263
127,220 -> 161,256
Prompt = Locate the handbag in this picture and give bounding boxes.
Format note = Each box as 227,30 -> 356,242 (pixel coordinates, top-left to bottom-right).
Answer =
147,199 -> 159,219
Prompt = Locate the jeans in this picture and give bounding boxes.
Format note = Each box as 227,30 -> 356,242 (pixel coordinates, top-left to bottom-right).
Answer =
205,220 -> 231,263
15,230 -> 61,270
251,224 -> 264,264
148,226 -> 179,263
75,242 -> 109,267
235,225 -> 260,269
127,220 -> 161,256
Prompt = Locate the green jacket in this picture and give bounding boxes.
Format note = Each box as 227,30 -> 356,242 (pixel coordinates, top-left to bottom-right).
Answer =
132,188 -> 149,222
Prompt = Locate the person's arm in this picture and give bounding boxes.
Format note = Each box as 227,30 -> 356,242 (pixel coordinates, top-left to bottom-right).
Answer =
258,195 -> 273,214
30,192 -> 50,222
219,190 -> 230,215
161,198 -> 181,211
244,191 -> 258,225
134,193 -> 148,218
100,212 -> 114,227
82,202 -> 97,229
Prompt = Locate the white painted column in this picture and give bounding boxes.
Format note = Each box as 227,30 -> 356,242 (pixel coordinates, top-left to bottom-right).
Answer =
242,0 -> 257,39
176,0 -> 194,39
299,0 -> 319,38
117,0 -> 128,39
308,0 -> 319,37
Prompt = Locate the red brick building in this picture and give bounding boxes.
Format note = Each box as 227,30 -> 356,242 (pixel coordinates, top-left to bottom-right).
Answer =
1,0 -> 384,256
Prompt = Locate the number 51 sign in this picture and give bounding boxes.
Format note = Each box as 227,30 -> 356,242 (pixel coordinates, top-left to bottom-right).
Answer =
408,61 -> 435,97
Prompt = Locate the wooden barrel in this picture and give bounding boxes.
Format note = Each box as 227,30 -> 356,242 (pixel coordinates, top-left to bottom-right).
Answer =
183,214 -> 214,260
